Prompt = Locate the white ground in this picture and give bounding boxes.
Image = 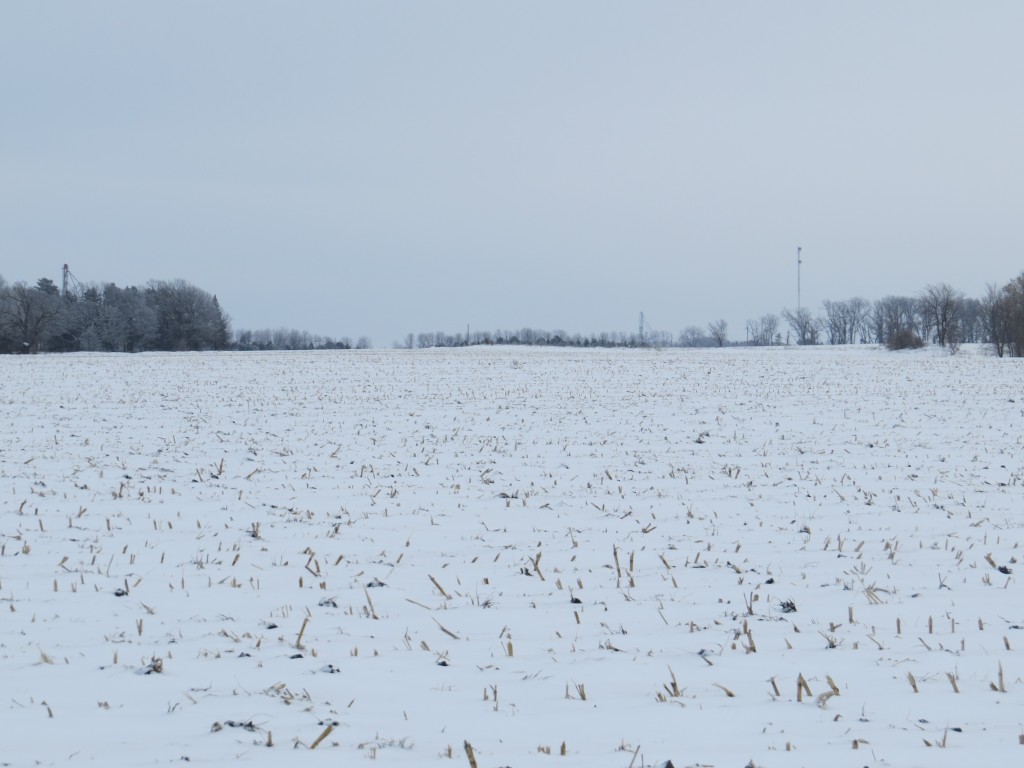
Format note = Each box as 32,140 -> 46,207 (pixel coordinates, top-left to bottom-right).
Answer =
1,345 -> 1022,767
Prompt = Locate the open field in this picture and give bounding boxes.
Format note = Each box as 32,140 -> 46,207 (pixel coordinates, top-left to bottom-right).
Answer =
2,345 -> 1023,767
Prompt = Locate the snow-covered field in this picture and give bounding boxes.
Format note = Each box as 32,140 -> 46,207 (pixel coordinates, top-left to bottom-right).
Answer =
2,345 -> 1022,767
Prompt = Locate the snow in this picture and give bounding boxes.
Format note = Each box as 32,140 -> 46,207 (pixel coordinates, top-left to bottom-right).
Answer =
1,345 -> 1022,767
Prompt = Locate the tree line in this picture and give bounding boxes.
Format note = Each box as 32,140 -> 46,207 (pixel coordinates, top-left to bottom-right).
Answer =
6,270 -> 1024,356
0,275 -> 231,353
395,329 -> 668,349
754,274 -> 1024,356
234,328 -> 370,351
399,272 -> 1024,357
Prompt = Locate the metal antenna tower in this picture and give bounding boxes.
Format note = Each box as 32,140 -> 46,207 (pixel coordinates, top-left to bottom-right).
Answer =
639,312 -> 645,346
796,247 -> 802,314
61,264 -> 83,298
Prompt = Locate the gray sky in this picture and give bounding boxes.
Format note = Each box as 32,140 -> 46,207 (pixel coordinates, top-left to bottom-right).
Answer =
3,2 -> 1022,346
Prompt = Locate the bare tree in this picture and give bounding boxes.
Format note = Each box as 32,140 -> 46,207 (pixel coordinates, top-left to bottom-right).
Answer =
782,307 -> 819,345
747,314 -> 779,346
0,281 -> 69,353
998,273 -> 1024,357
846,297 -> 871,343
918,283 -> 964,346
707,319 -> 728,347
679,326 -> 707,347
981,283 -> 1010,356
872,296 -> 919,346
0,274 -> 11,352
956,297 -> 983,344
744,319 -> 758,345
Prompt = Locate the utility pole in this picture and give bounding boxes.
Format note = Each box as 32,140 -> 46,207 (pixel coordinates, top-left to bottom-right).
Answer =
639,312 -> 645,347
796,247 -> 802,314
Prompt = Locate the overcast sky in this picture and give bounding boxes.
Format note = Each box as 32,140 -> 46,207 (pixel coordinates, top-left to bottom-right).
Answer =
3,2 -> 1022,346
